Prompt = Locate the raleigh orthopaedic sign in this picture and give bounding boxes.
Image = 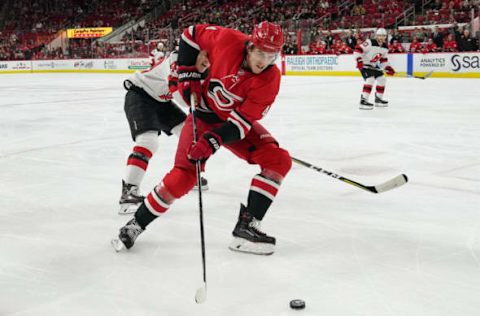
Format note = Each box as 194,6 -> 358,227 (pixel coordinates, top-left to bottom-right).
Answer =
66,27 -> 113,39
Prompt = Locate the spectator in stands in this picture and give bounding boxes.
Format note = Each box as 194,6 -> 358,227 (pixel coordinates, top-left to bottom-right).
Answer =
331,39 -> 343,54
409,37 -> 423,52
324,30 -> 334,49
431,0 -> 443,10
388,39 -> 405,53
443,33 -> 459,51
422,38 -> 438,53
431,26 -> 444,49
308,40 -> 320,54
389,29 -> 402,45
351,4 -> 366,16
345,30 -> 357,49
458,29 -> 479,51
284,41 -> 298,54
451,23 -> 464,43
414,27 -> 428,42
355,32 -> 364,45
336,41 -> 353,54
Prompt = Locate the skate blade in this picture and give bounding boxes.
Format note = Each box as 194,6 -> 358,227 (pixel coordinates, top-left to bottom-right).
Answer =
228,237 -> 274,255
359,105 -> 374,110
375,104 -> 389,107
192,184 -> 209,191
118,203 -> 139,215
111,238 -> 126,252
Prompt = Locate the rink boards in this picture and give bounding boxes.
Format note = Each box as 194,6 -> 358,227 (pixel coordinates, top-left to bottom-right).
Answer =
1,52 -> 479,78
283,52 -> 480,78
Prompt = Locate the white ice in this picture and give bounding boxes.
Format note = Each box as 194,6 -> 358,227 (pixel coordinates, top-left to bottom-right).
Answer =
0,73 -> 479,316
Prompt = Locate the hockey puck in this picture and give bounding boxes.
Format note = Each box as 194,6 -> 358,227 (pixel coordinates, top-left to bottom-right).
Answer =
289,299 -> 306,310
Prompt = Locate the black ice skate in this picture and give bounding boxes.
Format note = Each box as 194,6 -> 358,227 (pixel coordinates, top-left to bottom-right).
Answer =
119,180 -> 144,215
375,94 -> 389,107
359,96 -> 374,110
229,204 -> 276,255
111,218 -> 144,251
193,176 -> 209,191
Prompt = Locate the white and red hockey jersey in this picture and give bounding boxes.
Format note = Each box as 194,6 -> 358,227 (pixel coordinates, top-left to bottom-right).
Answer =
354,39 -> 390,69
128,51 -> 177,102
149,48 -> 166,66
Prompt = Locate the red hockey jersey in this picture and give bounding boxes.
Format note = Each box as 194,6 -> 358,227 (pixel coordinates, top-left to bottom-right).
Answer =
181,25 -> 281,138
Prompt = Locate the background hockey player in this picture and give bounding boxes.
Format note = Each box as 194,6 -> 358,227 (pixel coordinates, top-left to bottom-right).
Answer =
113,21 -> 292,255
119,50 -> 207,215
149,42 -> 166,66
354,28 -> 396,110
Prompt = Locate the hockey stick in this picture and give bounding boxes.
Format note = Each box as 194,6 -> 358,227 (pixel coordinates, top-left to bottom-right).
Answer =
190,94 -> 207,304
394,71 -> 434,80
363,66 -> 433,80
291,156 -> 408,194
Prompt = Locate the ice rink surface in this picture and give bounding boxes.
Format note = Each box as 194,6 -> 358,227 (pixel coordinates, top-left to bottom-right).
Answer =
1,73 -> 479,316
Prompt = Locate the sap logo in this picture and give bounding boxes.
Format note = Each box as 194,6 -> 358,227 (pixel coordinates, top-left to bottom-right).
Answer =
451,54 -> 480,72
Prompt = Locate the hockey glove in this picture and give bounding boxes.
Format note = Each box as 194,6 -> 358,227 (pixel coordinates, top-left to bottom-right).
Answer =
177,65 -> 203,105
356,58 -> 364,70
385,66 -> 395,76
168,74 -> 178,94
188,131 -> 223,162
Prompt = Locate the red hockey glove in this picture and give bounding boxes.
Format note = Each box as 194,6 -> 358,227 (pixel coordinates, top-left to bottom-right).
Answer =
168,74 -> 178,94
356,58 -> 364,70
188,132 -> 223,162
385,66 -> 395,76
177,65 -> 203,105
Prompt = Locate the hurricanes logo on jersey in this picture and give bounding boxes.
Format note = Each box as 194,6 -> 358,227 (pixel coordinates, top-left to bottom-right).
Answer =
207,79 -> 244,111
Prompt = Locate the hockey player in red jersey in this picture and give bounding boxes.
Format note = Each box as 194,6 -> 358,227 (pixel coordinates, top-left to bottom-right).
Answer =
112,21 -> 291,255
118,50 -> 207,215
354,28 -> 396,110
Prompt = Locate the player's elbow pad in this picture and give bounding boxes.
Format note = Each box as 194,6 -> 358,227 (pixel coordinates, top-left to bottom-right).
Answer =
178,37 -> 200,67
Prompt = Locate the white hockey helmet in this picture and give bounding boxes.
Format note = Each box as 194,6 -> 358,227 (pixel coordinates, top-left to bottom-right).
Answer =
375,28 -> 387,37
157,42 -> 164,50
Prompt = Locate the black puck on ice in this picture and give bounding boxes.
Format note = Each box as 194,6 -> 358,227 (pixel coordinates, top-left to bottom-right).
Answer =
289,299 -> 306,310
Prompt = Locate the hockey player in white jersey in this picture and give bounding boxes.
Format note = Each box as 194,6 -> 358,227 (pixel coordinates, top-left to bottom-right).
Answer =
119,51 -> 207,214
149,42 -> 166,66
354,28 -> 396,110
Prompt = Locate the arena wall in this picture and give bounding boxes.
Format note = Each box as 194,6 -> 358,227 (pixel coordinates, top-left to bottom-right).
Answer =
1,53 -> 479,78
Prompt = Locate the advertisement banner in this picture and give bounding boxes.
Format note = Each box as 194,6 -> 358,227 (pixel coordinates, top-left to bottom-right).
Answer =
127,59 -> 151,71
413,53 -> 480,76
30,59 -> 150,73
284,54 -> 407,76
0,61 -> 32,73
1,54 -> 478,77
66,27 -> 113,39
285,55 -> 342,74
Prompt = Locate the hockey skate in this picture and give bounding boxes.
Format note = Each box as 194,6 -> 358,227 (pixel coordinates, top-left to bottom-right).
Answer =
359,96 -> 374,110
119,180 -> 144,215
193,176 -> 209,191
374,94 -> 389,107
111,218 -> 144,251
228,204 -> 276,255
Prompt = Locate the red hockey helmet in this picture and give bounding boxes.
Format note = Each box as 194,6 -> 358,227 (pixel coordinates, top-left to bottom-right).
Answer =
251,21 -> 284,53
